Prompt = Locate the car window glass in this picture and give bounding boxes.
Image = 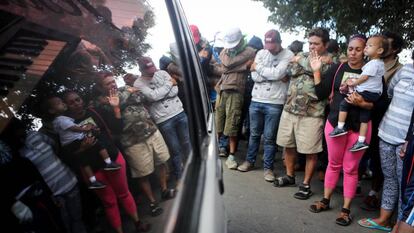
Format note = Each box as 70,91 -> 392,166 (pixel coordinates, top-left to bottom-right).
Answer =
0,1 -> 199,232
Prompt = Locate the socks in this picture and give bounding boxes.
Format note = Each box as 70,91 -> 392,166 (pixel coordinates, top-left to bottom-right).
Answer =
228,154 -> 235,160
358,136 -> 366,143
89,176 -> 97,183
338,122 -> 345,129
104,158 -> 111,164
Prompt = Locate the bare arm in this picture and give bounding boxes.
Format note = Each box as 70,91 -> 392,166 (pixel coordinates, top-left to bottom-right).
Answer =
349,75 -> 369,86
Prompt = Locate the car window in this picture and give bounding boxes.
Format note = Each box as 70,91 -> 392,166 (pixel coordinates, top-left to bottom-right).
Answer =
0,1 -> 215,232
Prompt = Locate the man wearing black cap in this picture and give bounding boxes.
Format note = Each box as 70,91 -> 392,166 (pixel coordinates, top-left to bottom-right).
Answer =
237,29 -> 293,183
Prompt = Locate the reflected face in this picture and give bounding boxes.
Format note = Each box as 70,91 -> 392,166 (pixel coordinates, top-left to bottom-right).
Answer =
48,97 -> 67,114
308,36 -> 327,55
347,39 -> 365,66
101,75 -> 117,92
64,92 -> 84,114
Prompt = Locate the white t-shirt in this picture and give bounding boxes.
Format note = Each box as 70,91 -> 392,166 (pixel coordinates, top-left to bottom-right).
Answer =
53,116 -> 85,146
356,59 -> 384,94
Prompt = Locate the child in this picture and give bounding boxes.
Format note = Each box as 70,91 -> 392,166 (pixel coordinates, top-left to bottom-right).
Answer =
329,35 -> 388,152
47,96 -> 121,189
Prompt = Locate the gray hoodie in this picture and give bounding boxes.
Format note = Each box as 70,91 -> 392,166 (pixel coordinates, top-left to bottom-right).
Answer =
251,48 -> 294,104
134,70 -> 183,124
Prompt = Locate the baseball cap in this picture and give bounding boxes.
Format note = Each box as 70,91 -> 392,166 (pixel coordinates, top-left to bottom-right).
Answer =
138,56 -> 157,75
190,25 -> 201,44
264,29 -> 282,50
223,27 -> 243,49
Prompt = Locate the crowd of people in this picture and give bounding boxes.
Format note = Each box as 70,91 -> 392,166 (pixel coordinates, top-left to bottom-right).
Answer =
1,20 -> 414,233
208,25 -> 414,232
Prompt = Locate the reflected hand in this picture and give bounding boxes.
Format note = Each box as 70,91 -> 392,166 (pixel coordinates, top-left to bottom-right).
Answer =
107,88 -> 120,108
79,136 -> 96,152
127,87 -> 139,93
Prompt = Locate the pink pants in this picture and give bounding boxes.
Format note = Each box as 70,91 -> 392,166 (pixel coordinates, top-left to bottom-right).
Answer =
324,121 -> 372,198
94,153 -> 137,229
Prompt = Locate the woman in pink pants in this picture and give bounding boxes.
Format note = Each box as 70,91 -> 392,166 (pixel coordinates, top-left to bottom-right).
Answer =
63,91 -> 150,233
307,34 -> 386,226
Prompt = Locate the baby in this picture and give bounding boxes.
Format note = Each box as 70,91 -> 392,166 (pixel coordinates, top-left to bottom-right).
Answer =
47,96 -> 121,189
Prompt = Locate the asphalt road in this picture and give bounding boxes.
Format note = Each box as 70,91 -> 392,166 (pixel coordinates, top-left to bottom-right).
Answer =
222,140 -> 384,233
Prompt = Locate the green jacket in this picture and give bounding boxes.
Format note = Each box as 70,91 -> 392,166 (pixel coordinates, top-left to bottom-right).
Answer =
284,52 -> 332,118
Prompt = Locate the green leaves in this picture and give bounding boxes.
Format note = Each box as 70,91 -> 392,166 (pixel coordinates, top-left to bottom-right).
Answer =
253,0 -> 414,47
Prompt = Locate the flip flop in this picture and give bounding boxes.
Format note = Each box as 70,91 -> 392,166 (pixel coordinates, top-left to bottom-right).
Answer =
357,218 -> 392,232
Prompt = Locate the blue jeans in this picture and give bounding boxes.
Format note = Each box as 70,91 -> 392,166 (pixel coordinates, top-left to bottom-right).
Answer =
246,101 -> 283,170
54,186 -> 87,233
158,112 -> 192,179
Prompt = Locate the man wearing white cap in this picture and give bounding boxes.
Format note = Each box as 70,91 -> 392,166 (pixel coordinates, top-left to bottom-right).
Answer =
237,29 -> 294,182
214,27 -> 256,169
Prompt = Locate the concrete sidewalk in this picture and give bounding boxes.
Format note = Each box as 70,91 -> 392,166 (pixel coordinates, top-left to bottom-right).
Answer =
223,140 -> 384,233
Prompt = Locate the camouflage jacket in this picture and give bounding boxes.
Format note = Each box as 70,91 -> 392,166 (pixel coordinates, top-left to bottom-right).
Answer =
284,52 -> 332,118
111,86 -> 158,148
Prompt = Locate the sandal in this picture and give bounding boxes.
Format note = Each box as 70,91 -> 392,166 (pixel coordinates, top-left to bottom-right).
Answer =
336,208 -> 352,226
273,175 -> 296,187
357,218 -> 392,231
162,188 -> 176,200
294,184 -> 313,200
149,202 -> 163,217
309,198 -> 330,213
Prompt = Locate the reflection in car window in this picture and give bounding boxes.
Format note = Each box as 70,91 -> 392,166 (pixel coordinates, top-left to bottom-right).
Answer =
0,1 -> 200,233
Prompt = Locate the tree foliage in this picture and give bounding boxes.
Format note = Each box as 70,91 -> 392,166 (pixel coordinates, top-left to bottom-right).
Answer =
254,0 -> 414,47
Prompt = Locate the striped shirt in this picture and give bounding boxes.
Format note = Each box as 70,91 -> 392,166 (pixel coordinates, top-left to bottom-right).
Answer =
379,64 -> 414,145
20,131 -> 77,196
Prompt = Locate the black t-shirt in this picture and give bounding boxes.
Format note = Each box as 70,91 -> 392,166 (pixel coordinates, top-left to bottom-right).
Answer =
315,63 -> 361,131
315,63 -> 388,132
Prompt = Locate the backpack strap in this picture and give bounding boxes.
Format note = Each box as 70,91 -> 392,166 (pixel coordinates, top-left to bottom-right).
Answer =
329,63 -> 344,103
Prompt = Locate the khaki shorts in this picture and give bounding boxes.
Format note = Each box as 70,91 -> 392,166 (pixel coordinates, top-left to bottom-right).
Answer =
215,91 -> 244,136
276,110 -> 324,154
124,130 -> 170,178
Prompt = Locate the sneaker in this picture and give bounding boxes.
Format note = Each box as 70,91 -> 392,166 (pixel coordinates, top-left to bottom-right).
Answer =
349,141 -> 369,152
264,169 -> 275,182
293,184 -> 313,200
329,127 -> 348,137
103,161 -> 121,171
88,180 -> 106,190
161,188 -> 176,200
225,156 -> 238,170
149,202 -> 163,217
237,161 -> 254,172
218,147 -> 228,157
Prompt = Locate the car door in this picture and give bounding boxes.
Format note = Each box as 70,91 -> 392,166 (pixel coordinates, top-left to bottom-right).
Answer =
163,1 -> 227,233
